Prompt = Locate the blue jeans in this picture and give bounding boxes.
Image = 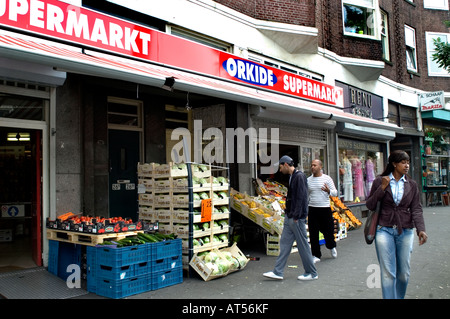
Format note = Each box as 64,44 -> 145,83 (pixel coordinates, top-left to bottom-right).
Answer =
273,217 -> 317,277
375,226 -> 414,299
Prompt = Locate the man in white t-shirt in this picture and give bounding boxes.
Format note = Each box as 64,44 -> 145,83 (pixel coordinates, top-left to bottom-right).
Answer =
307,159 -> 338,263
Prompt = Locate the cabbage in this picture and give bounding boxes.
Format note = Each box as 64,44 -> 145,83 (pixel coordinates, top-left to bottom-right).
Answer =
218,234 -> 228,241
199,192 -> 209,200
205,262 -> 219,275
220,206 -> 229,213
193,224 -> 200,231
213,235 -> 220,242
218,191 -> 228,199
198,164 -> 208,172
202,222 -> 210,230
217,176 -> 228,184
204,251 -> 219,263
212,192 -> 219,199
193,193 -> 201,201
236,255 -> 248,268
219,220 -> 228,227
215,259 -> 230,274
193,239 -> 200,246
202,236 -> 210,244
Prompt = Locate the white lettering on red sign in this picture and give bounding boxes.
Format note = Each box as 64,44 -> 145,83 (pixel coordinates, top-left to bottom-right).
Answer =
0,0 -> 152,56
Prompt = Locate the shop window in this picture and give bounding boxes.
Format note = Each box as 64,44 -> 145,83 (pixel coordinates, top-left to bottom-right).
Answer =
426,32 -> 450,77
338,138 -> 385,203
380,10 -> 390,61
405,25 -> 418,73
256,142 -> 326,188
423,125 -> 450,188
399,105 -> 417,129
0,93 -> 45,121
342,0 -> 378,38
107,97 -> 143,129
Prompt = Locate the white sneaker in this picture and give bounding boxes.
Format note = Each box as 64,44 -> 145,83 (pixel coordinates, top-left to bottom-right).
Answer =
298,273 -> 318,281
263,271 -> 283,280
331,248 -> 337,258
313,256 -> 321,264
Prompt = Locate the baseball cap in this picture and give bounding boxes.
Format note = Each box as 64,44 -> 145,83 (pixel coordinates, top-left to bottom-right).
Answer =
274,155 -> 294,167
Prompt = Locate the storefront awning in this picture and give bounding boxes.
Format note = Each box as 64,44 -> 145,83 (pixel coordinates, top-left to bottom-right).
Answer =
0,30 -> 402,132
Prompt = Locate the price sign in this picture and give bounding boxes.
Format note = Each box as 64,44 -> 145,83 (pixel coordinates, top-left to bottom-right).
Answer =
201,198 -> 212,222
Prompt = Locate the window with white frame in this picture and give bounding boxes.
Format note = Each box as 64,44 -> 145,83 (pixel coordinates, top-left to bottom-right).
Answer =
426,32 -> 450,76
168,25 -> 232,52
342,0 -> 379,38
380,10 -> 390,61
405,25 -> 418,72
424,0 -> 449,10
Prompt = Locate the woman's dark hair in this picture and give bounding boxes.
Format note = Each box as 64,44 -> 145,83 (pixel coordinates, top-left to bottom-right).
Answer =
380,150 -> 410,176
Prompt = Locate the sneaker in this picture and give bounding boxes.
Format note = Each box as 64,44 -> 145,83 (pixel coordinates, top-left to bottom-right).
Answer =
313,256 -> 321,264
263,271 -> 283,280
331,248 -> 337,258
298,273 -> 319,281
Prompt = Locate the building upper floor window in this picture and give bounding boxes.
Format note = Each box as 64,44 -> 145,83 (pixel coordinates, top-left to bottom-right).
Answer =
342,0 -> 379,39
248,53 -> 323,82
168,25 -> 232,52
426,32 -> 450,76
405,25 -> 418,73
380,10 -> 390,61
424,0 -> 449,10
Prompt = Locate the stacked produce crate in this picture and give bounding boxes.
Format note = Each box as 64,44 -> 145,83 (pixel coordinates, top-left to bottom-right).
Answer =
137,162 -> 230,271
86,234 -> 182,299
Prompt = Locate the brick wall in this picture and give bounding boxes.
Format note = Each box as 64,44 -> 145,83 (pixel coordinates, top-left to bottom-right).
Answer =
213,0 -> 316,26
380,0 -> 450,91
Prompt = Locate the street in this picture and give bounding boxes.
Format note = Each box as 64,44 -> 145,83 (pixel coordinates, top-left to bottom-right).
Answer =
75,205 -> 450,300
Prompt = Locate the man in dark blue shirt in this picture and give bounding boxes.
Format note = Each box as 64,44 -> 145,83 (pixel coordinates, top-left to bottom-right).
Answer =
263,155 -> 318,280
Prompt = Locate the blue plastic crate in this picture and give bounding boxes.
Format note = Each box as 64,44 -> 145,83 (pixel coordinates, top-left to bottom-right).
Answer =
148,238 -> 182,260
94,244 -> 148,267
151,266 -> 183,290
86,247 -> 151,286
95,274 -> 152,299
47,240 -> 82,281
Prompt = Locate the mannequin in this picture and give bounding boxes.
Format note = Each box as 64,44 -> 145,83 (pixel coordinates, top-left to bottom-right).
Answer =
342,154 -> 353,201
365,157 -> 375,197
351,156 -> 364,200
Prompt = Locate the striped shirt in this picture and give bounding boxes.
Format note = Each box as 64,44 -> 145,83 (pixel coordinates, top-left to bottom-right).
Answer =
307,174 -> 338,207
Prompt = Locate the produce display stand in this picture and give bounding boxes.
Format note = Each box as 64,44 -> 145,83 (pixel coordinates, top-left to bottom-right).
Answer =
231,183 -> 355,256
137,162 -> 231,277
46,215 -> 181,298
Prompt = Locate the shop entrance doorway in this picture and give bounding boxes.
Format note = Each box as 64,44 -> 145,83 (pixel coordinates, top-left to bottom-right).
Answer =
108,130 -> 140,220
0,128 -> 42,270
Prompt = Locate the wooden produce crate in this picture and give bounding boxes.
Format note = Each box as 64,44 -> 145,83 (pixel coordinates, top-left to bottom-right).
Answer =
46,229 -> 143,246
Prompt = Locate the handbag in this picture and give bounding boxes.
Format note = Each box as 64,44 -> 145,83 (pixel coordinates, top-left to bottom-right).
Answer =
364,201 -> 381,245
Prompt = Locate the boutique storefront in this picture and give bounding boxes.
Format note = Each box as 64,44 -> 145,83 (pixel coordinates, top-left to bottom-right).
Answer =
420,91 -> 450,206
334,81 -> 398,216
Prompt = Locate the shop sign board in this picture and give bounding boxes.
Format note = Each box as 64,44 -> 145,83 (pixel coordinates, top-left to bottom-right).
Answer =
419,91 -> 445,112
335,81 -> 382,120
0,0 -> 343,107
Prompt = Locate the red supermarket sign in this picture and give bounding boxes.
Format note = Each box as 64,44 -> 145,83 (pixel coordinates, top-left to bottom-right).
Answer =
0,0 -> 343,107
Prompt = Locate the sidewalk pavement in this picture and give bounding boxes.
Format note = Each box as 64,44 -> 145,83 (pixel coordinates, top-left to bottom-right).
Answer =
75,205 -> 450,300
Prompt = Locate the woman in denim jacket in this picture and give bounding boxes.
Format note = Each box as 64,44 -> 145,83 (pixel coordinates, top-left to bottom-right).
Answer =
366,150 -> 428,299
